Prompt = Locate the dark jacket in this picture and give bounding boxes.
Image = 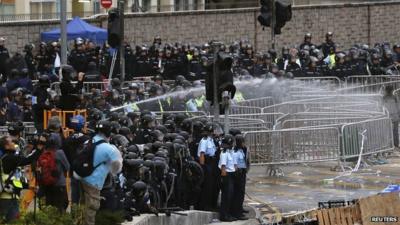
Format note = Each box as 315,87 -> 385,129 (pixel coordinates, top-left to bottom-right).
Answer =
59,80 -> 83,110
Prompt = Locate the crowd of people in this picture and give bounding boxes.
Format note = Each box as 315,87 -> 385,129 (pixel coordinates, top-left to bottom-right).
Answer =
0,32 -> 400,225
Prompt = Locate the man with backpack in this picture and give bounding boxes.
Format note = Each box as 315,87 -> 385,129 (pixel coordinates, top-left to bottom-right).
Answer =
36,132 -> 70,212
73,120 -> 122,225
63,115 -> 89,205
0,135 -> 43,223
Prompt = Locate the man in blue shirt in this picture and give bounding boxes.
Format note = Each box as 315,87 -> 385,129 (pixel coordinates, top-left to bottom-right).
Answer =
78,120 -> 122,225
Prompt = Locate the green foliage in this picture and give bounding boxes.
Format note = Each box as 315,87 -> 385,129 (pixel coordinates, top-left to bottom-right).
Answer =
7,206 -> 73,225
4,206 -> 124,225
94,210 -> 124,225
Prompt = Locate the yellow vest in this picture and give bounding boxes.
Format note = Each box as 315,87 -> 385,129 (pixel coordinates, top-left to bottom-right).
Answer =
329,54 -> 336,69
234,91 -> 245,102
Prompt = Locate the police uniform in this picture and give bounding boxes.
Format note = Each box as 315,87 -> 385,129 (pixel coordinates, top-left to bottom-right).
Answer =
0,45 -> 10,79
197,136 -> 219,210
218,147 -> 236,221
69,49 -> 88,73
232,147 -> 248,218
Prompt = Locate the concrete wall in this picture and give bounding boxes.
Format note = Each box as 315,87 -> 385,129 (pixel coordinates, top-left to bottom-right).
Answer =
1,1 -> 400,54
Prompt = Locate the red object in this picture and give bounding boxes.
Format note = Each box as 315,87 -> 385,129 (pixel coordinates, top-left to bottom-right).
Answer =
101,0 -> 112,9
37,150 -> 59,186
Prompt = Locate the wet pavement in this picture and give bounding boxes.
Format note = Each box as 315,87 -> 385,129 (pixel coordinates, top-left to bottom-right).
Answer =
245,156 -> 400,216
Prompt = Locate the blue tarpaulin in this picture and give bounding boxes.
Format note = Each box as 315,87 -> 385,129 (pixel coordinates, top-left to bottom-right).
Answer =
41,17 -> 107,44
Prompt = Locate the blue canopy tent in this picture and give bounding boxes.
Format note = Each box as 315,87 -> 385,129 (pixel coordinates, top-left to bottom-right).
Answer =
41,17 -> 107,44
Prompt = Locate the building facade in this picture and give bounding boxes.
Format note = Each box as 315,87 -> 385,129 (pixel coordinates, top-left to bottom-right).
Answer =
0,0 -> 206,22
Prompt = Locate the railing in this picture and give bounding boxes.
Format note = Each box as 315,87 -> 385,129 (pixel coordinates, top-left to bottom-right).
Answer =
0,11 -> 96,22
245,127 -> 341,165
0,122 -> 36,139
245,117 -> 394,165
341,118 -> 394,160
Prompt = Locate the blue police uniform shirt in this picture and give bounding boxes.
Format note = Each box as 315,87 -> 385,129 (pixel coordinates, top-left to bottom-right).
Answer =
82,134 -> 121,190
233,148 -> 247,169
197,136 -> 216,157
218,149 -> 236,172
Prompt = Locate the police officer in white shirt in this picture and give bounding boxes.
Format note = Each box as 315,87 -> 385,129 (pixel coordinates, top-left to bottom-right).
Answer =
197,122 -> 218,210
218,134 -> 237,222
231,134 -> 249,220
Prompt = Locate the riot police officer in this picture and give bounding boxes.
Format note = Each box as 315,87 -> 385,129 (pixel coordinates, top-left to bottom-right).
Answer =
285,55 -> 302,77
368,53 -> 386,75
68,38 -> 88,73
304,56 -> 321,77
239,44 -> 254,73
24,44 -> 36,79
0,37 -> 10,81
300,33 -> 315,50
320,32 -> 336,58
134,114 -> 156,144
32,75 -> 51,133
331,52 -> 350,79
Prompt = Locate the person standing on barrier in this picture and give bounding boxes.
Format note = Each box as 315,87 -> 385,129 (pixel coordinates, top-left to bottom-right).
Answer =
197,122 -> 219,211
218,134 -> 237,222
231,134 -> 249,220
32,75 -> 51,133
59,65 -> 84,111
383,85 -> 400,148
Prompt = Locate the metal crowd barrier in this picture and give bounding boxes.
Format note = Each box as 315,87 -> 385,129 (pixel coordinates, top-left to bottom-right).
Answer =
338,80 -> 400,94
345,75 -> 400,87
294,76 -> 342,86
341,118 -> 394,160
229,106 -> 262,115
244,117 -> 394,165
228,113 -> 284,130
281,117 -> 373,129
244,127 -> 341,165
237,97 -> 274,108
0,123 -> 37,139
152,111 -> 208,122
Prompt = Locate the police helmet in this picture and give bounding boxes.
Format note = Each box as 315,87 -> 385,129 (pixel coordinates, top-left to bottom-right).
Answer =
8,122 -> 24,136
141,114 -> 155,126
38,75 -> 50,88
229,128 -> 242,136
371,53 -> 380,61
111,78 -> 121,88
119,126 -> 132,137
155,125 -> 168,134
204,122 -> 214,133
132,181 -> 148,199
305,33 -> 312,39
90,108 -> 103,121
119,116 -> 132,127
326,32 -> 333,38
221,134 -> 235,146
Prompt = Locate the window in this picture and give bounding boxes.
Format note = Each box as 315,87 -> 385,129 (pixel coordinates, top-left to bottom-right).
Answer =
141,0 -> 150,12
30,1 -> 56,19
0,3 -> 15,16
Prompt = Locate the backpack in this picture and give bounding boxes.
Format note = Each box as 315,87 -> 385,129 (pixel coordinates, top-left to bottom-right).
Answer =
37,150 -> 60,186
72,139 -> 106,178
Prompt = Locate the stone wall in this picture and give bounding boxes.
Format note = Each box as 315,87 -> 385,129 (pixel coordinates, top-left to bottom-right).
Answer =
1,1 -> 400,54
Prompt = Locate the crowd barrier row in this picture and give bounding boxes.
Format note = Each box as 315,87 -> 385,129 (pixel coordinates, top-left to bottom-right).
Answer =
244,117 -> 394,165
